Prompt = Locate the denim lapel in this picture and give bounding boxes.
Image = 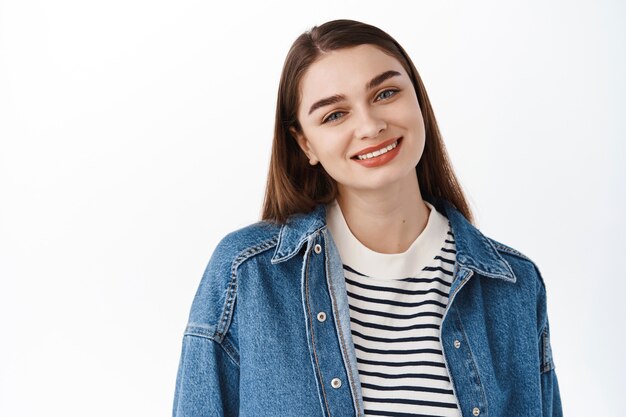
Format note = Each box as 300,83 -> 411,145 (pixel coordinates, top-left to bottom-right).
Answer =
425,194 -> 516,284
270,204 -> 327,264
271,195 -> 517,285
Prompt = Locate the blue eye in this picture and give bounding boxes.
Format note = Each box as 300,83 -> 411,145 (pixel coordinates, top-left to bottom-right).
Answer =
321,90 -> 398,124
323,111 -> 345,124
376,89 -> 399,101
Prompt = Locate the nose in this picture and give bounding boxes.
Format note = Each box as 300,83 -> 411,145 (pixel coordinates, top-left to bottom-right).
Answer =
353,107 -> 386,140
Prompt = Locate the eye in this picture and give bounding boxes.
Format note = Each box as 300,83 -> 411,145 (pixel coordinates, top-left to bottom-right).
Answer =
375,88 -> 399,101
322,111 -> 345,124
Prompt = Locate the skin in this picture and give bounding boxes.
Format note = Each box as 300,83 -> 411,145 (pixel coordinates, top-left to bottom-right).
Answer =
291,44 -> 431,254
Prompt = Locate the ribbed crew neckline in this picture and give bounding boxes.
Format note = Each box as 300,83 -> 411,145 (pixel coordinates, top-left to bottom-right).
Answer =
325,199 -> 449,280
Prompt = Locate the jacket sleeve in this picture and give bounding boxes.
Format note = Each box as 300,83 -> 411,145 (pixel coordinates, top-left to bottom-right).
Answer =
172,330 -> 240,416
172,238 -> 241,417
537,278 -> 563,417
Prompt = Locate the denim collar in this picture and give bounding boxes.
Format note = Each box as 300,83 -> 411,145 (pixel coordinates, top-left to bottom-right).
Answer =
270,195 -> 516,283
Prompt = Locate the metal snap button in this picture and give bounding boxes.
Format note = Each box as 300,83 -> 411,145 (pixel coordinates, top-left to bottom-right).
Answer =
331,378 -> 342,388
472,407 -> 480,416
454,340 -> 461,349
317,312 -> 326,322
314,244 -> 322,254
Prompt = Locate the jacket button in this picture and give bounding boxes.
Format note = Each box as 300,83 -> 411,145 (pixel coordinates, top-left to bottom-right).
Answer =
331,378 -> 342,389
314,244 -> 322,254
317,312 -> 327,322
472,407 -> 480,416
454,340 -> 461,349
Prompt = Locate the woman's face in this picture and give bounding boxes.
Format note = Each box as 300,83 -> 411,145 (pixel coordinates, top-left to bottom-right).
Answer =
291,44 -> 426,195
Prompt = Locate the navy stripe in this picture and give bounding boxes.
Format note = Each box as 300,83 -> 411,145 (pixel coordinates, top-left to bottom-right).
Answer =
351,317 -> 440,332
357,357 -> 446,368
344,263 -> 368,277
359,370 -> 449,382
398,276 -> 451,286
345,277 -> 450,298
361,382 -> 452,395
354,343 -> 442,356
351,329 -> 440,344
349,304 -> 443,321
421,266 -> 453,276
347,291 -> 447,309
363,396 -> 458,408
434,255 -> 455,265
365,410 -> 443,417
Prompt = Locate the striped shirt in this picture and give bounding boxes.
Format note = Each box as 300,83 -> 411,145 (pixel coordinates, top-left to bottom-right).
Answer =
326,199 -> 461,417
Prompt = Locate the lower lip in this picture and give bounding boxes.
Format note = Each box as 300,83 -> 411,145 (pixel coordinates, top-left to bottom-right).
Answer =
352,138 -> 402,168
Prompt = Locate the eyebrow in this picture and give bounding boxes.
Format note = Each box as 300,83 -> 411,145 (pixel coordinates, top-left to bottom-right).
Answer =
307,70 -> 402,115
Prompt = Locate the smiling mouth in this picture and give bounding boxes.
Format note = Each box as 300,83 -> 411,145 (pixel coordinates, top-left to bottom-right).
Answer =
351,137 -> 402,160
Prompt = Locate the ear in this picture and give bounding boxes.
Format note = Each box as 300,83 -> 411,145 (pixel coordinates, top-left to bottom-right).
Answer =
289,126 -> 319,165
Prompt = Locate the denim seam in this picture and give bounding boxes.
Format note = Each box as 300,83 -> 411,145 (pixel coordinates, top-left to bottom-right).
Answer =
490,240 -> 532,263
184,322 -> 215,337
304,238 -> 332,417
440,268 -> 473,413
539,322 -> 554,374
455,307 -> 489,417
215,236 -> 279,344
181,334 -> 240,369
220,333 -> 241,368
321,228 -> 362,417
469,267 -> 515,281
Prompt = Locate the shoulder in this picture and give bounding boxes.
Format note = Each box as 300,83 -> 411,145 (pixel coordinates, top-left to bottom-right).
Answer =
211,220 -> 282,269
185,220 -> 282,337
204,219 -> 284,286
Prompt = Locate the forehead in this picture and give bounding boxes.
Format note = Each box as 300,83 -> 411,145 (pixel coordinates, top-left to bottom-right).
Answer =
299,45 -> 407,108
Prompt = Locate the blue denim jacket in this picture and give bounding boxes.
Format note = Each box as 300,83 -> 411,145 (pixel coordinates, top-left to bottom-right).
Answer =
173,195 -> 562,417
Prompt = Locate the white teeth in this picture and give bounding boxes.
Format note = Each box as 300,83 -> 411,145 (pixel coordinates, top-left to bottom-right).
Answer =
356,140 -> 398,160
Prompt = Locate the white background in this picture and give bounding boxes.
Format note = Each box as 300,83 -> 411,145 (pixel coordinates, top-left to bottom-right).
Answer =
1,0 -> 624,416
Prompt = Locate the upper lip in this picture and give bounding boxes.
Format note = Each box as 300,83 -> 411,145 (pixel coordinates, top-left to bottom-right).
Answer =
351,137 -> 401,158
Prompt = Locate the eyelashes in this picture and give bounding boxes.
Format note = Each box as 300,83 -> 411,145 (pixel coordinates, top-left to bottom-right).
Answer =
321,88 -> 400,124
323,110 -> 346,124
376,89 -> 398,101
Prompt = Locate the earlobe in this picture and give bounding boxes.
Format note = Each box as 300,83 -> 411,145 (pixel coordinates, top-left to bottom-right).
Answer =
289,126 -> 319,165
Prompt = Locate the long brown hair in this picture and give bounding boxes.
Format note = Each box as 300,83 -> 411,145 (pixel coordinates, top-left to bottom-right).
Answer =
261,19 -> 474,225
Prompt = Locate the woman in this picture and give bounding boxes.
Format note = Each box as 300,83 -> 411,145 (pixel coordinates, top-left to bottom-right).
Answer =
173,19 -> 562,417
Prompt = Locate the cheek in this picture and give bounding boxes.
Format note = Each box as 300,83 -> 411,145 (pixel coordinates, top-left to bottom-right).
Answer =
312,130 -> 350,158
394,100 -> 423,126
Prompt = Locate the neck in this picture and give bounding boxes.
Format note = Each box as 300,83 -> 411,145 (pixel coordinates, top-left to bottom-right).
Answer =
336,173 -> 430,254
